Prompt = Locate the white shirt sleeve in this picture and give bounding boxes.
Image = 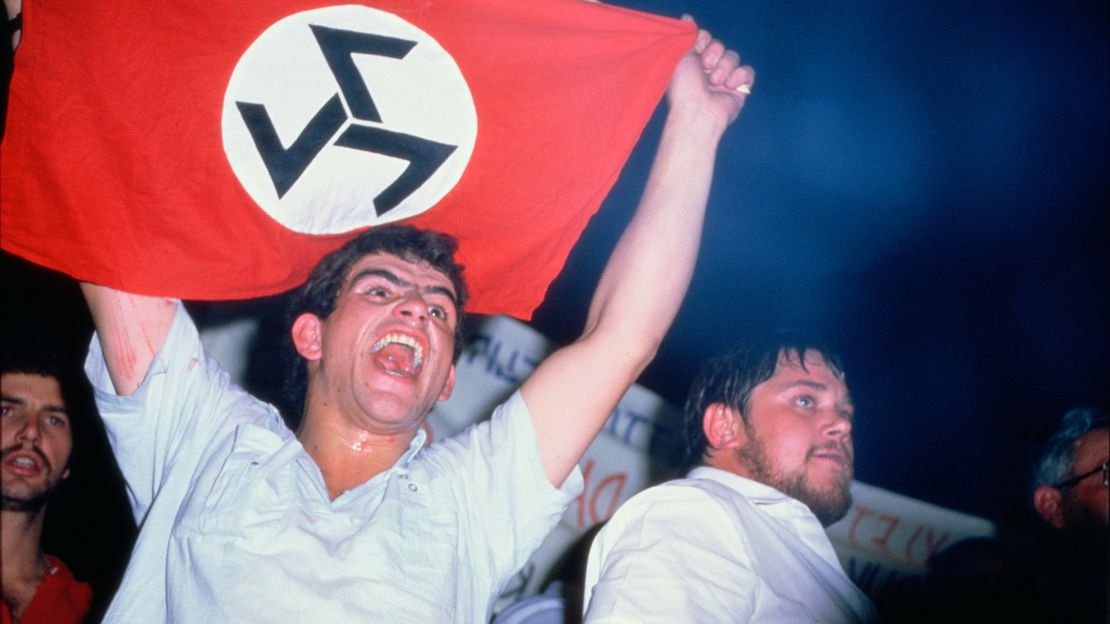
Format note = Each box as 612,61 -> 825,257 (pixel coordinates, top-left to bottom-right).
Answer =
85,301 -> 280,523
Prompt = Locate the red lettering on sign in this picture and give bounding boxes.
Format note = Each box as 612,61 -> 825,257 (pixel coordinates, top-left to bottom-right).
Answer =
903,525 -> 954,564
573,459 -> 630,528
847,506 -> 875,546
924,528 -> 951,558
574,460 -> 596,528
870,513 -> 900,555
591,472 -> 627,524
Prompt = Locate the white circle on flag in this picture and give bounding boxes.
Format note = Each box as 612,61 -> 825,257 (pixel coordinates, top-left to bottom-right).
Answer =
222,5 -> 477,234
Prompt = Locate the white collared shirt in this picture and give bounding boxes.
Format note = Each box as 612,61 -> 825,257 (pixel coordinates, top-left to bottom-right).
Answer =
583,466 -> 877,623
87,302 -> 582,623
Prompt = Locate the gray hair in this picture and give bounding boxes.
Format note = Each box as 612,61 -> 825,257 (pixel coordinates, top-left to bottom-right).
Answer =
1031,406 -> 1108,490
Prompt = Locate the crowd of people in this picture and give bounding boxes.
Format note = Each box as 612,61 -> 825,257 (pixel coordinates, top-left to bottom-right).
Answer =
2,5 -> 1106,624
4,306 -> 1106,622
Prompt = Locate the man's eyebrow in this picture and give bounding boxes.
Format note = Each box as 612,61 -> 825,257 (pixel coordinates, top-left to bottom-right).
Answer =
350,269 -> 458,305
781,380 -> 828,392
780,381 -> 855,407
422,284 -> 458,305
0,395 -> 67,414
350,268 -> 407,289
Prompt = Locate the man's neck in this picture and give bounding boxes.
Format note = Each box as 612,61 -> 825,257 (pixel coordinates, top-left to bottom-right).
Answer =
297,417 -> 418,501
1,508 -> 50,615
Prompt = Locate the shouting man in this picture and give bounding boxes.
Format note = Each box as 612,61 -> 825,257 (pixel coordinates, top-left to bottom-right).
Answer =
80,23 -> 754,622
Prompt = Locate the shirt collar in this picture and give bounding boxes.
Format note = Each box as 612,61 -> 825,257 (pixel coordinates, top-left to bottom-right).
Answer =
398,427 -> 426,468
687,465 -> 795,506
287,425 -> 428,504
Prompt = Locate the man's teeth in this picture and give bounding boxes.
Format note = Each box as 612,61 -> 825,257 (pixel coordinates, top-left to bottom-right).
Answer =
12,457 -> 36,468
370,333 -> 424,370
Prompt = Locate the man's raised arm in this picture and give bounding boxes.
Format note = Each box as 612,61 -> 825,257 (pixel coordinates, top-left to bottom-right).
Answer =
80,283 -> 177,396
521,22 -> 754,486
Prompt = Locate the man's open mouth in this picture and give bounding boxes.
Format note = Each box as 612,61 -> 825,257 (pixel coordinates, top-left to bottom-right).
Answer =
1,448 -> 47,474
370,333 -> 425,377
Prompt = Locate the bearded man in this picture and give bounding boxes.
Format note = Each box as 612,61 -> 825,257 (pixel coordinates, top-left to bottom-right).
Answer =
2,352 -> 92,624
582,334 -> 877,623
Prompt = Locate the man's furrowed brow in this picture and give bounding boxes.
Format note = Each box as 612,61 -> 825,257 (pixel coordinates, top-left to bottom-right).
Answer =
349,268 -> 408,289
423,284 -> 459,306
349,268 -> 458,305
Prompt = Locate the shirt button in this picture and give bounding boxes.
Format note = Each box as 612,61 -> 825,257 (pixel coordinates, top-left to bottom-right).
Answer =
408,483 -> 418,492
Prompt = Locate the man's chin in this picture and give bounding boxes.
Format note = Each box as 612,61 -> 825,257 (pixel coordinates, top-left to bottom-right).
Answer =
1,489 -> 51,513
801,484 -> 853,527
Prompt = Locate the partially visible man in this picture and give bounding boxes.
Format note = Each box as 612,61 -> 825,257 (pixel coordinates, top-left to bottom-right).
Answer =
1,351 -> 92,624
582,334 -> 877,623
1032,406 -> 1108,532
1027,406 -> 1108,623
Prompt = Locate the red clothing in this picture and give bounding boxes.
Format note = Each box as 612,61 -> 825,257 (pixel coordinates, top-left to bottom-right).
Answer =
1,555 -> 91,624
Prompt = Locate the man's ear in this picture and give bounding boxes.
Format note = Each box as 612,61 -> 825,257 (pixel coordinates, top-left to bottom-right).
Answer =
703,403 -> 746,450
437,365 -> 456,402
291,313 -> 324,361
1033,485 -> 1066,529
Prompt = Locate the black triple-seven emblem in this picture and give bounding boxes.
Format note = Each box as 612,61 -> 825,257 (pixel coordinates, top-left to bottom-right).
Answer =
237,25 -> 457,216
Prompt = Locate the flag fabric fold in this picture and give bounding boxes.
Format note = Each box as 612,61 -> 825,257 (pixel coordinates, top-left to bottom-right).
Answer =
1,0 -> 693,318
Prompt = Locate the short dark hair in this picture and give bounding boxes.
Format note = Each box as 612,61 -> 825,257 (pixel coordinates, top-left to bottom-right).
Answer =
283,225 -> 469,417
1031,406 -> 1108,491
682,332 -> 845,470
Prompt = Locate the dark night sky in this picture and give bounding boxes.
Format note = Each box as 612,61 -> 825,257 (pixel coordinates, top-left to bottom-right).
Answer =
532,0 -> 1110,525
2,1 -> 1108,610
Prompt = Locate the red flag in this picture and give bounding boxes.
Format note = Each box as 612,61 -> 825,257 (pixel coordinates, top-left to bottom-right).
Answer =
1,0 -> 693,318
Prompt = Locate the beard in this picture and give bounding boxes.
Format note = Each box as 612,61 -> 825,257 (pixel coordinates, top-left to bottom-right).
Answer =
736,432 -> 853,527
1,488 -> 52,512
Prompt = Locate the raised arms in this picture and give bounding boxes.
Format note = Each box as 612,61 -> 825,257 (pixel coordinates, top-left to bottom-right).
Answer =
521,23 -> 755,486
80,283 -> 177,397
